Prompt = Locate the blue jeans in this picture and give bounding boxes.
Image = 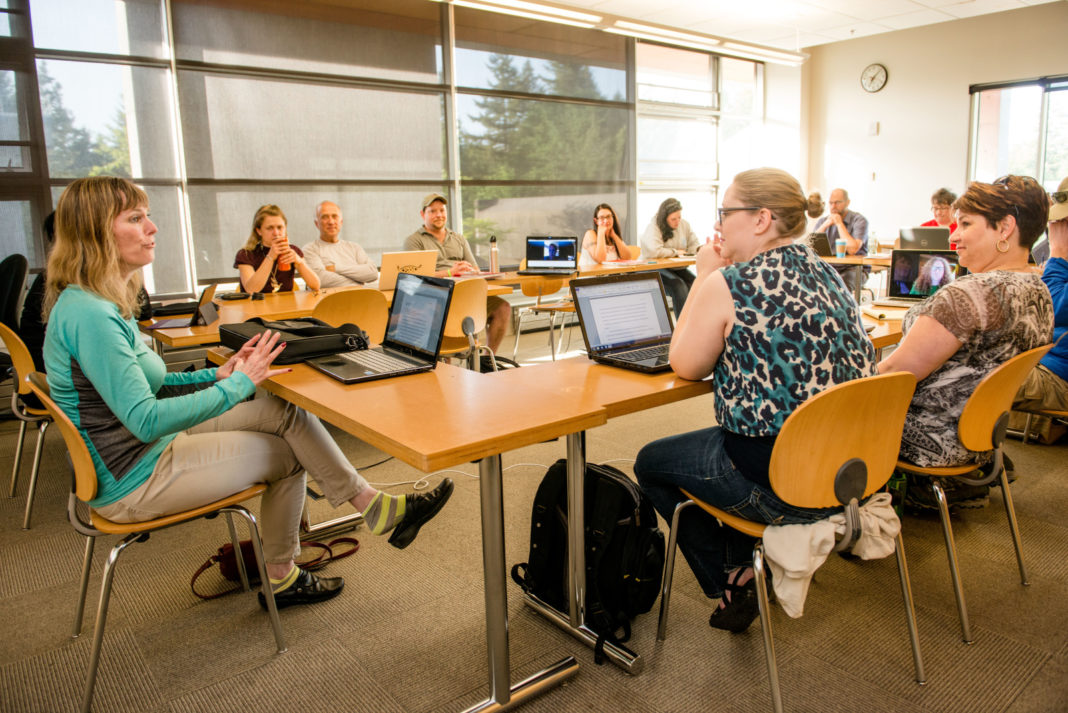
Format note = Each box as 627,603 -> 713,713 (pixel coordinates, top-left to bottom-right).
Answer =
658,268 -> 695,319
635,426 -> 838,599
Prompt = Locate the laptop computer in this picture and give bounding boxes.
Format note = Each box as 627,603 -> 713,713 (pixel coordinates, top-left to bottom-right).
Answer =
378,250 -> 437,291
149,284 -> 218,329
569,271 -> 674,373
899,226 -> 951,250
1031,236 -> 1050,266
517,236 -> 579,276
305,272 -> 454,384
808,232 -> 833,257
872,249 -> 964,308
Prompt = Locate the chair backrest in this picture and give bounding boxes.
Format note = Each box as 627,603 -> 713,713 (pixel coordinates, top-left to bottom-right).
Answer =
0,253 -> 28,331
443,277 -> 488,339
622,244 -> 641,260
957,343 -> 1053,452
312,288 -> 389,344
26,372 -> 98,502
769,371 -> 917,509
0,321 -> 35,397
519,277 -> 565,302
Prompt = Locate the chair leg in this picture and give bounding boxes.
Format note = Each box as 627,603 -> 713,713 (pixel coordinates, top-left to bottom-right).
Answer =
81,534 -> 142,713
932,481 -> 973,644
547,312 -> 558,361
8,419 -> 27,497
893,532 -> 926,684
72,536 -> 96,639
656,499 -> 694,641
226,506 -> 287,654
225,512 -> 251,592
753,544 -> 782,713
21,420 -> 50,530
512,311 -> 524,360
998,468 -> 1029,586
1022,413 -> 1033,444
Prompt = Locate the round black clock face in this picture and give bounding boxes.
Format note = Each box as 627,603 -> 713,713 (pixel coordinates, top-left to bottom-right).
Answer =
861,63 -> 888,93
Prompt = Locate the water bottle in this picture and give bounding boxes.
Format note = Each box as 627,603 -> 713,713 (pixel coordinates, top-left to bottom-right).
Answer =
276,237 -> 291,271
489,235 -> 499,273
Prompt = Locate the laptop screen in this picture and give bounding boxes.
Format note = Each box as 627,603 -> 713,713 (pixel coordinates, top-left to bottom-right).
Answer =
571,273 -> 673,354
384,273 -> 452,358
525,236 -> 578,269
888,249 -> 964,299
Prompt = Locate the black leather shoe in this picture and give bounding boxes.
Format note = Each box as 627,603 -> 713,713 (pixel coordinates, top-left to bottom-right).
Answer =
258,568 -> 344,610
387,478 -> 454,549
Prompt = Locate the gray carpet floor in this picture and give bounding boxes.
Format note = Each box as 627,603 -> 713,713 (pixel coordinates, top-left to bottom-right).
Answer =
1,331 -> 1066,713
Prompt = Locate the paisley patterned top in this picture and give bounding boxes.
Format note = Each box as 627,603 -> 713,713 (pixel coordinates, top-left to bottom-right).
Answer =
899,270 -> 1052,467
714,244 -> 877,440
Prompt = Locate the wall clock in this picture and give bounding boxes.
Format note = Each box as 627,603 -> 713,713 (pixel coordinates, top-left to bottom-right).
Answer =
861,63 -> 888,93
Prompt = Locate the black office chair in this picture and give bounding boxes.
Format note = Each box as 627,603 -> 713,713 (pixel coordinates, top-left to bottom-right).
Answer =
0,253 -> 29,385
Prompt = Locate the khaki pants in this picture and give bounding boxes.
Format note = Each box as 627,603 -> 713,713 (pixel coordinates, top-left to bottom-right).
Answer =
95,394 -> 368,563
1010,364 -> 1068,444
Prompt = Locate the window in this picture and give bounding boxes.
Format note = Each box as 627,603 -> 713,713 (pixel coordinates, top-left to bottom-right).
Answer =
970,77 -> 1068,191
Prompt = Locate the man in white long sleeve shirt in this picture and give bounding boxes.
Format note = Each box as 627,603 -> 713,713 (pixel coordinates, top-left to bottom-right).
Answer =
302,201 -> 379,287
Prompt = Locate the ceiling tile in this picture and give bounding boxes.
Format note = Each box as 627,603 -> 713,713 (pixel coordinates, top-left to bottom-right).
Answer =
878,7 -> 956,29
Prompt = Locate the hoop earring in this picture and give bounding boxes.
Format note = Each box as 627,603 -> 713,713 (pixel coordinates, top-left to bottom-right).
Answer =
996,238 -> 1011,253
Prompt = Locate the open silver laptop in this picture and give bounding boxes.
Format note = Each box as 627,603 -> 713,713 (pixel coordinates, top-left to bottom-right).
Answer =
569,271 -> 673,373
899,226 -> 951,250
873,249 -> 963,308
518,236 -> 579,276
378,250 -> 437,291
305,273 -> 454,384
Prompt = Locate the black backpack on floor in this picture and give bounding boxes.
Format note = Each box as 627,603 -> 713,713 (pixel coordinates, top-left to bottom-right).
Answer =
511,459 -> 665,662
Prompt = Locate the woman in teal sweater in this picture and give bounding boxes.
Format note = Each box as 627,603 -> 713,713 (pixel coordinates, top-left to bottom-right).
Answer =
44,177 -> 452,609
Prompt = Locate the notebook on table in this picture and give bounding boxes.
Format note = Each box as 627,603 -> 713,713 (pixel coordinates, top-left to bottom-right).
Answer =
149,285 -> 218,329
378,250 -> 437,291
305,272 -> 454,384
517,236 -> 579,276
899,226 -> 951,250
872,249 -> 964,308
569,271 -> 674,373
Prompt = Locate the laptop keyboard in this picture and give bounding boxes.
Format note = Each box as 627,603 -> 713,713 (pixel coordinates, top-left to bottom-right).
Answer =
613,344 -> 669,362
339,349 -> 416,371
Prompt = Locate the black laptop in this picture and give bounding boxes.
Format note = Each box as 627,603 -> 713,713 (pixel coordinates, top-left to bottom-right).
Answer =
517,236 -> 579,276
899,226 -> 951,250
305,272 -> 454,384
149,285 -> 218,329
873,249 -> 964,308
808,232 -> 833,257
569,271 -> 673,373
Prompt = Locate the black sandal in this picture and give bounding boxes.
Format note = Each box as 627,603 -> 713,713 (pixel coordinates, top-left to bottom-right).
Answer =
709,568 -> 760,633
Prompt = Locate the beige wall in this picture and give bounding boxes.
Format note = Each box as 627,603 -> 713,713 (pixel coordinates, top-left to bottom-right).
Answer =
802,2 -> 1068,241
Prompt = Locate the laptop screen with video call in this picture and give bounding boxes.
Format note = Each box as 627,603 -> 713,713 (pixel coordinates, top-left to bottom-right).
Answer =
887,249 -> 964,300
524,236 -> 578,269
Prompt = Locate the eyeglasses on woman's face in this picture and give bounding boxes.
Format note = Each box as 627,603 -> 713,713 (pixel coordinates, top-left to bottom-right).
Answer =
716,206 -> 760,223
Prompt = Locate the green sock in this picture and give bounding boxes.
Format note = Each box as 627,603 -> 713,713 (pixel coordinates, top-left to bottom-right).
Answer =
269,566 -> 300,593
363,491 -> 406,535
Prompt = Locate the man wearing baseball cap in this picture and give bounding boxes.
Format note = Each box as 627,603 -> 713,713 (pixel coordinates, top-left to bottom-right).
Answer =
1012,176 -> 1068,441
403,193 -> 511,352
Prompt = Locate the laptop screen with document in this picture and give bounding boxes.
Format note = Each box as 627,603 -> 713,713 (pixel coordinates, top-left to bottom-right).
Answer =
383,272 -> 452,360
571,272 -> 673,356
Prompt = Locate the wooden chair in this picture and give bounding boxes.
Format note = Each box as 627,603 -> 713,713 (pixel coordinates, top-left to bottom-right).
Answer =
657,372 -> 924,713
621,244 -> 640,259
440,277 -> 497,371
1018,408 -> 1068,444
896,343 -> 1052,643
0,322 -> 52,530
25,373 -> 287,713
311,288 -> 388,344
511,263 -> 575,361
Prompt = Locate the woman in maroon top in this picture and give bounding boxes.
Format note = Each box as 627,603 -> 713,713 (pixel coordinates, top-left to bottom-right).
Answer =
234,204 -> 321,293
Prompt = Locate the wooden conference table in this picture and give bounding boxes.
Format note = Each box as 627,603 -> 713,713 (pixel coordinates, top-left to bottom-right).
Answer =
143,282 -> 514,354
205,348 -> 713,711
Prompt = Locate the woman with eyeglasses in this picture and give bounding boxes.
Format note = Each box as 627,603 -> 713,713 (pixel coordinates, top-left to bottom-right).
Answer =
921,187 -> 958,233
580,203 -> 629,266
908,255 -> 955,296
635,168 -> 876,634
880,175 -> 1053,509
